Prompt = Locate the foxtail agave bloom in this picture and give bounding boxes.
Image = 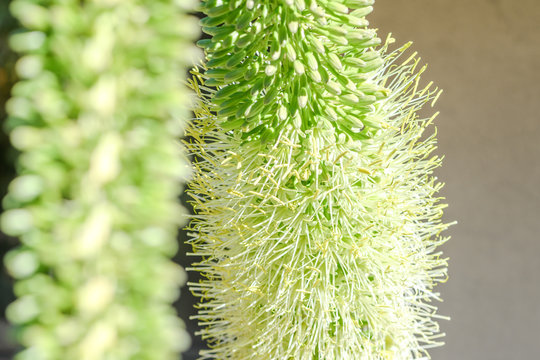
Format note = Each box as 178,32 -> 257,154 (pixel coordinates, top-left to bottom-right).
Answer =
1,1 -> 199,358
188,0 -> 451,359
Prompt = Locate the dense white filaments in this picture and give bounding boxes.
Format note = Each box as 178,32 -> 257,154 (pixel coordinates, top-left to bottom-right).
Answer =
188,0 -> 451,359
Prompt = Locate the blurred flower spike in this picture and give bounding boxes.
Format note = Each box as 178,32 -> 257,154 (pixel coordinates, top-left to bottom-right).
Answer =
1,0 -> 200,359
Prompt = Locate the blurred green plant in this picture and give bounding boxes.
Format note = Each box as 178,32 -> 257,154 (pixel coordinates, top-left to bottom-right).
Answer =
187,0 -> 451,359
1,1 -> 200,359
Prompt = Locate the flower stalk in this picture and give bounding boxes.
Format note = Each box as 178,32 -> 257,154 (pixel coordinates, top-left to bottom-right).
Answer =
1,1 -> 199,358
187,0 -> 451,359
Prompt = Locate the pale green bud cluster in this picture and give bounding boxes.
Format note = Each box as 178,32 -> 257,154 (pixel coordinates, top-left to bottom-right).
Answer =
197,0 -> 388,143
187,0 -> 450,359
1,0 -> 199,359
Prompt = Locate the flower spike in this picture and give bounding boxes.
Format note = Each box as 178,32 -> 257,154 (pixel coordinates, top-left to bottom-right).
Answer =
1,1 -> 199,358
187,0 -> 452,359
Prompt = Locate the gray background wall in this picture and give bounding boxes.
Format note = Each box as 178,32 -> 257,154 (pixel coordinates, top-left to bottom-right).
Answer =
370,1 -> 540,359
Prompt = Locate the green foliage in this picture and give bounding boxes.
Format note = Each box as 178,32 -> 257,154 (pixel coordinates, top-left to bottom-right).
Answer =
187,0 -> 450,359
1,1 -> 199,359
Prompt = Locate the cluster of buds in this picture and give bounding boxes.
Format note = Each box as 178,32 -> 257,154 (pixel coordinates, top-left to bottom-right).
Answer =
1,0 -> 199,359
